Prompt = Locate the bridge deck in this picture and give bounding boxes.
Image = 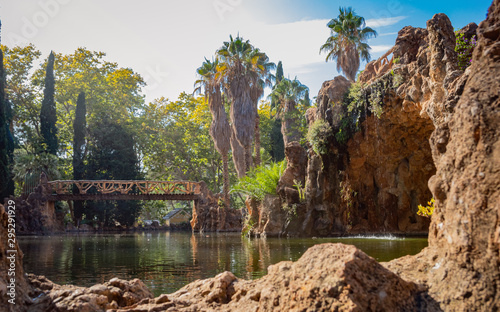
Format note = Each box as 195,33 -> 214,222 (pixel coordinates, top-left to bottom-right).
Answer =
45,180 -> 201,201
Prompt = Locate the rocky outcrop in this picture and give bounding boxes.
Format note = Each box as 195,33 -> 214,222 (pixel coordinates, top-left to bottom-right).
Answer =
191,182 -> 242,232
0,203 -> 31,311
65,244 -> 429,312
276,11 -> 483,235
314,76 -> 352,126
386,2 -> 500,310
28,275 -> 154,311
8,183 -> 64,235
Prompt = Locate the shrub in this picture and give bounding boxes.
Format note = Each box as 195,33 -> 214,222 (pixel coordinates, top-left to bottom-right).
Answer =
307,119 -> 333,155
455,31 -> 477,70
231,160 -> 287,201
417,198 -> 435,218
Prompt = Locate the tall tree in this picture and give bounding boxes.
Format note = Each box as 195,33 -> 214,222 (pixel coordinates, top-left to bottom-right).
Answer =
0,46 -> 14,201
1,44 -> 42,152
320,7 -> 377,81
195,58 -> 231,225
270,77 -> 308,145
217,35 -> 257,174
249,48 -> 275,167
73,92 -> 86,222
40,51 -> 58,154
269,61 -> 285,161
84,119 -> 142,227
275,61 -> 284,84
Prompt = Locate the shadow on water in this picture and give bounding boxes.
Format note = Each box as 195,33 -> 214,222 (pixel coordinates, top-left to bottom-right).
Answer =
18,232 -> 427,296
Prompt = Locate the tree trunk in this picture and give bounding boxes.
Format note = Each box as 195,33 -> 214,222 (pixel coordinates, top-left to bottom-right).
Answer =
222,153 -> 230,209
254,114 -> 261,167
231,130 -> 246,178
281,100 -> 300,146
244,146 -> 252,174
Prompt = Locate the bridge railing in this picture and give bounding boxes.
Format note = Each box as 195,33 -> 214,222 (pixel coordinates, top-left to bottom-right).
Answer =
47,180 -> 201,196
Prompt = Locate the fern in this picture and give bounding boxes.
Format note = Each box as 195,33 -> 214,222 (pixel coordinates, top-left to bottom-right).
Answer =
231,160 -> 286,201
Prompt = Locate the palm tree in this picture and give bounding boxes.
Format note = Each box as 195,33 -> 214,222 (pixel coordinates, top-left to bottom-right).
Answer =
194,58 -> 231,221
217,35 -> 261,173
269,77 -> 308,146
320,7 -> 377,81
249,48 -> 275,167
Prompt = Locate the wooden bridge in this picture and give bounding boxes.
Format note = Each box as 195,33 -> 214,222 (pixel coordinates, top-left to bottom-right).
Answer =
44,180 -> 202,201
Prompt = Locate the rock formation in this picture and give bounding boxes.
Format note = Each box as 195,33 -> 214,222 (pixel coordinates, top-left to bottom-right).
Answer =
386,2 -> 500,309
190,181 -> 242,232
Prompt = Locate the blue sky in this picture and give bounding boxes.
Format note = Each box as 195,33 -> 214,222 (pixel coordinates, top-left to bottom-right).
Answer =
0,0 -> 493,103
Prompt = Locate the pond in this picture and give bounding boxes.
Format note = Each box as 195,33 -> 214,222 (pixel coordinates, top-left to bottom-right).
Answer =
18,232 -> 427,296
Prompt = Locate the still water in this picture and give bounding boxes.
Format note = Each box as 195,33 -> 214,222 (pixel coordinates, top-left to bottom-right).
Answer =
18,232 -> 427,296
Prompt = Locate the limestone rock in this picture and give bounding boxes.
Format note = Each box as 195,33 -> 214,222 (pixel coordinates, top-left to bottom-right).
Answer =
385,2 -> 500,310
315,76 -> 351,126
106,244 -> 426,312
190,181 -> 242,232
27,275 -> 154,311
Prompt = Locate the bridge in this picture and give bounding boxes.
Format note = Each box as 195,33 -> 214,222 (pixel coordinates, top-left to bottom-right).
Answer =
44,180 -> 202,201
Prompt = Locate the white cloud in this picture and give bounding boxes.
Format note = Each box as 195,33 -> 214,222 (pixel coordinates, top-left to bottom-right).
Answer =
370,45 -> 394,53
379,32 -> 399,37
366,16 -> 408,28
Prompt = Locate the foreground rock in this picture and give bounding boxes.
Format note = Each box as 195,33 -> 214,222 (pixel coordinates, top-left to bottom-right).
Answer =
102,244 -> 428,312
0,203 -> 31,311
28,275 -> 153,311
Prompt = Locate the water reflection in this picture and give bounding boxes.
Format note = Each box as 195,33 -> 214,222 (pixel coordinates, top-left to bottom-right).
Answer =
18,233 -> 427,296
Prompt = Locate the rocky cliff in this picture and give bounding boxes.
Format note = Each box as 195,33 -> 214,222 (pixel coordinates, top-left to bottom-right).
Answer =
254,9 -> 483,236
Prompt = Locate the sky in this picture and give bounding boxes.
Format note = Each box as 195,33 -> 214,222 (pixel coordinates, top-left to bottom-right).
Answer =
0,0 -> 493,104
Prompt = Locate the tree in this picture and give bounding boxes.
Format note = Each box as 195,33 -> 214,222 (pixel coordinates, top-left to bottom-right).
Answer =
1,44 -> 42,153
195,58 -> 231,225
248,48 -> 275,167
0,47 -> 14,201
275,61 -> 283,85
40,51 -> 58,154
320,7 -> 377,81
137,94 -> 226,192
73,92 -> 86,222
84,119 -> 142,227
270,77 -> 309,145
217,35 -> 257,174
269,60 -> 285,161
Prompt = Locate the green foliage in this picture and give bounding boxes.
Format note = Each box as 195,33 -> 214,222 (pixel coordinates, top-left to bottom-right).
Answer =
269,77 -> 310,144
0,48 -> 15,200
455,31 -> 476,70
1,44 -> 43,152
73,92 -> 86,221
282,203 -> 298,221
84,120 -> 142,226
275,61 -> 283,84
393,57 -> 400,64
307,119 -> 333,155
293,179 -> 306,202
320,7 -> 377,81
12,150 -> 60,194
417,198 -> 435,218
231,160 -> 286,201
39,52 -> 58,155
258,101 -> 284,162
137,93 -> 226,192
332,73 -> 400,146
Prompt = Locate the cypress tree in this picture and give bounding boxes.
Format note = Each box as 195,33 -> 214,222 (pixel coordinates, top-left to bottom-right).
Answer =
0,47 -> 13,201
270,60 -> 285,161
73,92 -> 86,222
275,61 -> 283,84
40,51 -> 58,155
